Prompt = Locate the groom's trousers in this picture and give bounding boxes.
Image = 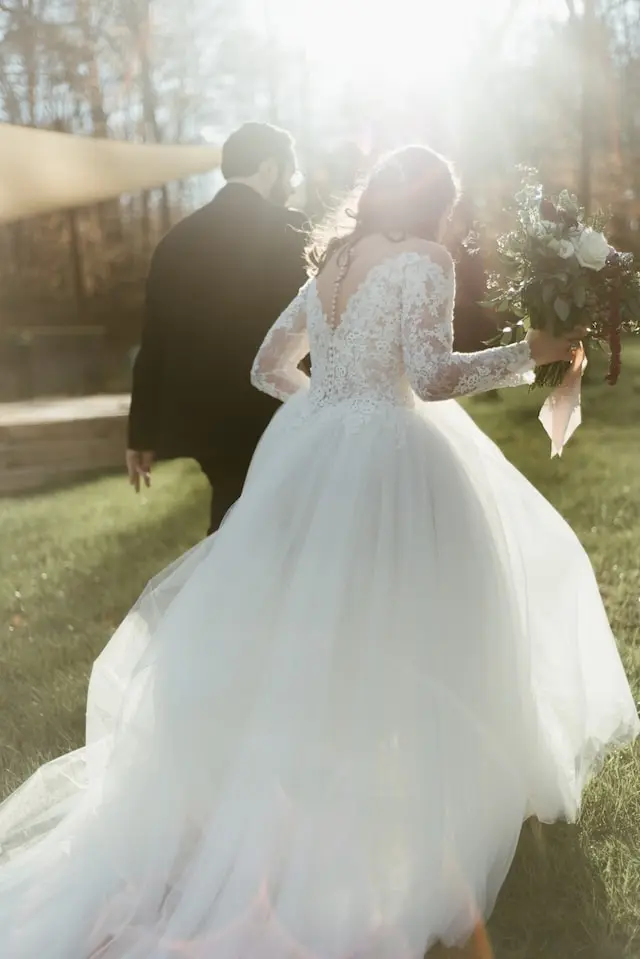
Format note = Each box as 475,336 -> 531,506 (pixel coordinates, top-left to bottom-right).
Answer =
197,449 -> 254,538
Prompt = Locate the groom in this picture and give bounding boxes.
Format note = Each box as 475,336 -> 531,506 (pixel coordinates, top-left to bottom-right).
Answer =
126,122 -> 309,534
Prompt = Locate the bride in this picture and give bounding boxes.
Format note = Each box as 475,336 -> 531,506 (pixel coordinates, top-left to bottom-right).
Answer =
0,145 -> 638,958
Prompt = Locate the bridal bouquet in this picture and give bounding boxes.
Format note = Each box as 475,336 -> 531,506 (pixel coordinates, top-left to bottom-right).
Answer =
482,170 -> 640,390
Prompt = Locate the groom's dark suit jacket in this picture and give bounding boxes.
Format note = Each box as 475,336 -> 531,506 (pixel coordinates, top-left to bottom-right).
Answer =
128,183 -> 308,462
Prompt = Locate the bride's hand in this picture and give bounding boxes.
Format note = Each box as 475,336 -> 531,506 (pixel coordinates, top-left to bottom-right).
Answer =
526,327 -> 587,366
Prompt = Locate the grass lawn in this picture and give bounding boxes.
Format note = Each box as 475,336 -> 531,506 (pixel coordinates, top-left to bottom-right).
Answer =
1,346 -> 639,958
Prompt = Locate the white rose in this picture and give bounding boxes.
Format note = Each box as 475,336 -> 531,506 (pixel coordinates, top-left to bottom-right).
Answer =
571,228 -> 610,271
548,237 -> 575,259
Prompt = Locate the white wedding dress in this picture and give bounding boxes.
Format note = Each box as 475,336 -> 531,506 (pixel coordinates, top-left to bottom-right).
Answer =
0,246 -> 638,958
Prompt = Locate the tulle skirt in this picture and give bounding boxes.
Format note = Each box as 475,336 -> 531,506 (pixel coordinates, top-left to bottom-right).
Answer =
0,393 -> 637,959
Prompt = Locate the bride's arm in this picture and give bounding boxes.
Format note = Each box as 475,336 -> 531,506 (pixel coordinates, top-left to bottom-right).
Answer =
401,246 -> 534,401
251,282 -> 311,402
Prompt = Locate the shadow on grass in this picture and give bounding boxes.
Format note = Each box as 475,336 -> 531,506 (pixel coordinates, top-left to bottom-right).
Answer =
0,466 -> 126,503
0,452 -> 204,504
488,820 -> 632,959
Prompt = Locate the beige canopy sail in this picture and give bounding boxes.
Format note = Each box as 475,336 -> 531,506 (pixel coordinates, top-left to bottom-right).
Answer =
0,123 -> 221,223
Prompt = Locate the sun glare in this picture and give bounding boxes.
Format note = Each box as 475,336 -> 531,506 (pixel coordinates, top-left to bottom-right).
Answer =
264,0 -> 569,101
271,0 -> 508,90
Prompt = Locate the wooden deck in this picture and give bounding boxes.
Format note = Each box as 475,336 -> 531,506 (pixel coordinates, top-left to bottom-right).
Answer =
0,394 -> 129,495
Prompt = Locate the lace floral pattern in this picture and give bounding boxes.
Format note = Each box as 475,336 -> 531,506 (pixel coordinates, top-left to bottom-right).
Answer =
250,281 -> 311,402
251,250 -> 534,415
400,255 -> 534,399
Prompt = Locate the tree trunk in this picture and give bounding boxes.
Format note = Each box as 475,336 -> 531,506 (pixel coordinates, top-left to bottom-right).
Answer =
263,0 -> 280,123
140,23 -> 171,234
580,0 -> 597,213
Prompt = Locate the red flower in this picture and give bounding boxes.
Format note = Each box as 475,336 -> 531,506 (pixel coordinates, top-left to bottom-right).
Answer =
540,199 -> 559,222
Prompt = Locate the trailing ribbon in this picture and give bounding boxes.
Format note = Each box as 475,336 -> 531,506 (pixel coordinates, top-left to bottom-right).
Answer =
538,345 -> 587,458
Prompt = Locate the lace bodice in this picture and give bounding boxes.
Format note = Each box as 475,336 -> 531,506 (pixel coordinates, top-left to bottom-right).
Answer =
251,249 -> 534,411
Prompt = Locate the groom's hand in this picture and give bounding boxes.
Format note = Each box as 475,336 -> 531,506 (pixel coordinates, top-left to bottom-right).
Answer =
126,449 -> 154,493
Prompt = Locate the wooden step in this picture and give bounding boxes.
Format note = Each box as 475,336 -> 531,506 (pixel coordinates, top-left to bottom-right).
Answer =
0,395 -> 129,495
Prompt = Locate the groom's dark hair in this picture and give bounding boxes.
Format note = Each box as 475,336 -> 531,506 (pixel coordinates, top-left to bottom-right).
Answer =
221,122 -> 295,179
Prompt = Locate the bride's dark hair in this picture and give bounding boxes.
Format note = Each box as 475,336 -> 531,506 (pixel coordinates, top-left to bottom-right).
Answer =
306,145 -> 460,275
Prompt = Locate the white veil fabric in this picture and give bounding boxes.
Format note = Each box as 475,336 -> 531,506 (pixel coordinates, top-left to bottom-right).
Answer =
0,392 -> 637,958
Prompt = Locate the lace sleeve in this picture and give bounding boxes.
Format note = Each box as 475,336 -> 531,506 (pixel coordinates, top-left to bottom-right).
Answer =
401,251 -> 535,401
251,281 -> 311,402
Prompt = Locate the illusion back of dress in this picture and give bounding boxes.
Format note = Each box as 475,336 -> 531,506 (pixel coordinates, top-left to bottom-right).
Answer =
251,236 -> 535,409
309,241 -> 419,412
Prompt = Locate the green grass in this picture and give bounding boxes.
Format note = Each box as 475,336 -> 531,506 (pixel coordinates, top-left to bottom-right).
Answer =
1,347 -> 640,958
0,462 -> 211,791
